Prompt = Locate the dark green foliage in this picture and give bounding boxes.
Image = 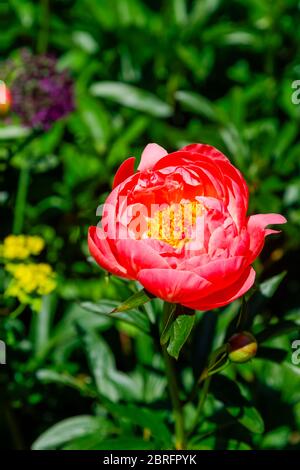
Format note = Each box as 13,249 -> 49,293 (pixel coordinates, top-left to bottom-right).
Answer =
0,0 -> 300,451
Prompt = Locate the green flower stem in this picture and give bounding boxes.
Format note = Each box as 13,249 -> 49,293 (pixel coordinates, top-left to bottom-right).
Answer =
10,304 -> 26,319
13,165 -> 30,235
37,0 -> 50,54
7,129 -> 42,163
188,376 -> 211,438
161,303 -> 186,450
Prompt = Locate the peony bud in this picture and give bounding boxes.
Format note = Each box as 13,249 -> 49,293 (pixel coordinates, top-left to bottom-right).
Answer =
228,331 -> 258,363
0,80 -> 12,116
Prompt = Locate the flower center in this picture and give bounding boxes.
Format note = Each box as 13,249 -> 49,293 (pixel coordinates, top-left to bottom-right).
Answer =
147,201 -> 203,248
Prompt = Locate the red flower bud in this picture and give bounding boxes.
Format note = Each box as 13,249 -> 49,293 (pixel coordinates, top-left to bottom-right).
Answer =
228,331 -> 257,363
0,80 -> 12,116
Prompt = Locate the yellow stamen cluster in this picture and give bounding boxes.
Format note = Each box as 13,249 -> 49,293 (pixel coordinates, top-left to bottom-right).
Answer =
0,235 -> 45,260
147,201 -> 203,248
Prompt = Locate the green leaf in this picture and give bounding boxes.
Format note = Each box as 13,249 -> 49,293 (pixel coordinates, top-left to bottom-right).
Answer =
175,90 -> 224,122
78,97 -> 110,152
163,313 -> 195,360
72,31 -> 99,54
256,321 -> 300,344
68,437 -> 155,450
211,376 -> 265,434
227,404 -> 264,434
91,81 -> 172,117
107,115 -> 149,167
207,344 -> 230,376
260,426 -> 291,450
80,298 -> 150,334
31,294 -> 56,356
36,369 -> 96,397
112,289 -> 151,313
103,401 -> 172,446
76,321 -> 141,401
0,125 -> 30,140
32,415 -> 108,450
190,436 -> 252,450
259,271 -> 287,298
160,303 -> 177,345
256,346 -> 288,363
63,433 -> 108,450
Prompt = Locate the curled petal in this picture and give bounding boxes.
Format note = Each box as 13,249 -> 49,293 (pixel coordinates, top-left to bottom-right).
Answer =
113,157 -> 136,189
88,226 -> 130,279
248,213 -> 287,230
137,143 -> 168,172
247,213 -> 287,262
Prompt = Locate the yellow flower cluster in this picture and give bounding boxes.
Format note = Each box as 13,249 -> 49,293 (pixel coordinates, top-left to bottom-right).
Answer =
0,235 -> 45,260
6,263 -> 56,295
5,263 -> 57,311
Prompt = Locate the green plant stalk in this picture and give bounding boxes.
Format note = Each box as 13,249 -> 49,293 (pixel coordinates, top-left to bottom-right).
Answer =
13,165 -> 30,235
10,304 -> 26,319
188,376 -> 211,438
37,0 -> 50,54
161,303 -> 186,450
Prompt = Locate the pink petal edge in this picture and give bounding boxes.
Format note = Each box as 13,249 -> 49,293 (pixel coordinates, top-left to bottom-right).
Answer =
137,143 -> 168,172
113,157 -> 136,189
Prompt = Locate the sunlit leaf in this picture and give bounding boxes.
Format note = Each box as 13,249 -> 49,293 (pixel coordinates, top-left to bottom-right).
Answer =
91,82 -> 172,117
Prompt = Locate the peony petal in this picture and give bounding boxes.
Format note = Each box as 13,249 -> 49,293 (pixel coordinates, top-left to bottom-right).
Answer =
180,143 -> 230,163
115,238 -> 171,277
178,254 -> 211,270
88,226 -> 130,279
183,266 -> 256,311
208,226 -> 230,257
247,213 -> 287,262
137,143 -> 168,172
248,213 -> 287,230
113,157 -> 136,189
194,256 -> 246,287
137,268 -> 212,304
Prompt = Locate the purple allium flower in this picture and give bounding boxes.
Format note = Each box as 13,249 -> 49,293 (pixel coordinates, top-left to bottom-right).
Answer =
8,50 -> 74,129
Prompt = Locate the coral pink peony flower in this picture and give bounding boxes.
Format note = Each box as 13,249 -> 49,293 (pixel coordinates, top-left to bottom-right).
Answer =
88,143 -> 286,311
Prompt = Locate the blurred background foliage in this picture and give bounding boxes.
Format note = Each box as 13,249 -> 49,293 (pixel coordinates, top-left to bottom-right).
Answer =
0,0 -> 300,450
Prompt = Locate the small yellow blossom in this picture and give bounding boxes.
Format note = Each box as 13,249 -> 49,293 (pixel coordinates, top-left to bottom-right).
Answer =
5,262 -> 56,311
0,235 -> 45,260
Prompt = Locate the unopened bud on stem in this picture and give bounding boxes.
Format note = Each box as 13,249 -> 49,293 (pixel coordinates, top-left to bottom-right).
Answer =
228,331 -> 257,363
